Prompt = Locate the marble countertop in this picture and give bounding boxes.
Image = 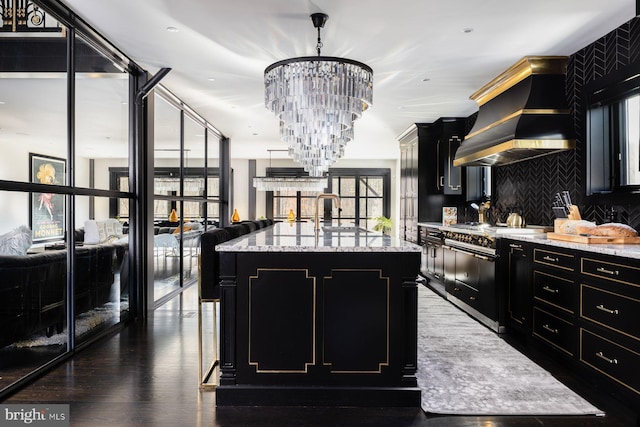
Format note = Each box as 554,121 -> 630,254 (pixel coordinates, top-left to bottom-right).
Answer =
215,221 -> 422,253
503,233 -> 640,260
417,221 -> 640,259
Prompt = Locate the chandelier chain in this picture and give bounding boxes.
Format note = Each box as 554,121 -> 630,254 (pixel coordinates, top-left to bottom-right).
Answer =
316,26 -> 323,56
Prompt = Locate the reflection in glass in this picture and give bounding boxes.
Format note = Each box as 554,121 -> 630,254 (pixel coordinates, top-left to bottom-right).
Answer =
74,34 -> 129,190
0,191 -> 67,388
74,195 -> 128,345
0,15 -> 70,393
623,95 -> 640,186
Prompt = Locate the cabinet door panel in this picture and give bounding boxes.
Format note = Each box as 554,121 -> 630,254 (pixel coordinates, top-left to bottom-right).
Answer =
533,307 -> 576,356
443,136 -> 462,195
581,328 -> 640,396
581,284 -> 640,341
533,270 -> 576,314
581,257 -> 640,287
507,242 -> 531,329
534,248 -> 575,271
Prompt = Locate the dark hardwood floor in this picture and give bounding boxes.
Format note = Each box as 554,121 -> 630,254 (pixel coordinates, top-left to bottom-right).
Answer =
2,283 -> 639,426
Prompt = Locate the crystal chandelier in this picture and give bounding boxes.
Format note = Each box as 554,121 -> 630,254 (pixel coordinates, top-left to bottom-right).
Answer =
264,13 -> 373,177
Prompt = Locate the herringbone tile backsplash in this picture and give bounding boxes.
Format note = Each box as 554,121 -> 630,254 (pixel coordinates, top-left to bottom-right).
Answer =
492,17 -> 640,230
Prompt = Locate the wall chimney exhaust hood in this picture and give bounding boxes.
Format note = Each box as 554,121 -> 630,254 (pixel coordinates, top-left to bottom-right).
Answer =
454,56 -> 575,167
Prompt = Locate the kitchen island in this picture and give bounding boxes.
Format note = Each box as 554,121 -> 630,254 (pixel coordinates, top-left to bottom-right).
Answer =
214,221 -> 422,407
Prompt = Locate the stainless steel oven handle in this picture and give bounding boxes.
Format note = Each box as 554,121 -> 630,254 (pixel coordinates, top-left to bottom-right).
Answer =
447,245 -> 494,261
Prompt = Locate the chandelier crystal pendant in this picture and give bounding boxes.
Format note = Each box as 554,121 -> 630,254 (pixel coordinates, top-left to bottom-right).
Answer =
264,13 -> 373,177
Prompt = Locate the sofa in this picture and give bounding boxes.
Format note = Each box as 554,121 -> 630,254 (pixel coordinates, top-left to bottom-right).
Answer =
199,219 -> 275,300
0,241 -> 128,349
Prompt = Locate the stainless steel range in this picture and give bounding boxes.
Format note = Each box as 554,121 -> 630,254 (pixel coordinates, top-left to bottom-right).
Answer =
442,227 -> 497,257
435,223 -> 550,333
441,225 -> 501,332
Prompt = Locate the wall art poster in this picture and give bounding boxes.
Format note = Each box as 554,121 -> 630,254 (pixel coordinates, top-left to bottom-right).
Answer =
30,153 -> 66,242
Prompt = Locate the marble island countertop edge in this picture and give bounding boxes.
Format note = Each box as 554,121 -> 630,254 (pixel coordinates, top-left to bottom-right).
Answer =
215,222 -> 422,253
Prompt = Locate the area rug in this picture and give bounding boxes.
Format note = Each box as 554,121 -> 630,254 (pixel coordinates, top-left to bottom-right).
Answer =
10,302 -> 125,348
416,285 -> 604,416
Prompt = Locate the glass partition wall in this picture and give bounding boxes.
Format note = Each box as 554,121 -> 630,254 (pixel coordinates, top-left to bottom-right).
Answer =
0,0 -> 227,397
151,91 -> 221,304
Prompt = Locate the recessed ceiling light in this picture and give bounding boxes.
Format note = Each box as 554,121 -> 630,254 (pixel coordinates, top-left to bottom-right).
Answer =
0,101 -> 5,105
166,26 -> 179,33
463,28 -> 474,33
207,77 -> 216,82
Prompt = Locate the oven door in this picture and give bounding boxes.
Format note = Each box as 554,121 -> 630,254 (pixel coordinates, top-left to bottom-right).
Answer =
445,243 -> 499,331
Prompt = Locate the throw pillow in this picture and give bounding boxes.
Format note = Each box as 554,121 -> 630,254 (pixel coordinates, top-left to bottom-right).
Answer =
95,218 -> 124,242
0,225 -> 33,256
84,220 -> 100,244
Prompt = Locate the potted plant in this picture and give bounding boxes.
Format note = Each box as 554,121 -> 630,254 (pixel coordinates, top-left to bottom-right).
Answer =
373,216 -> 393,236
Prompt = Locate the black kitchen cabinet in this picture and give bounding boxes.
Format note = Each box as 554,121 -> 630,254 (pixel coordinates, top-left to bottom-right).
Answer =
531,246 -> 578,358
419,226 -> 444,282
398,118 -> 467,242
417,119 -> 466,196
577,252 -> 640,405
499,239 -> 640,409
501,239 -> 532,334
399,129 -> 418,243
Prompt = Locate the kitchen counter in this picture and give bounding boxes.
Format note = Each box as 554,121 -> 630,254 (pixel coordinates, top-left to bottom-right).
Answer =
504,233 -> 640,260
419,221 -> 640,258
215,220 -> 421,407
217,221 -> 422,252
418,222 -> 551,238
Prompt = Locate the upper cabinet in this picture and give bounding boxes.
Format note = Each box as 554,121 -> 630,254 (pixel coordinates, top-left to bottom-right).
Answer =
417,118 -> 466,196
398,118 -> 468,242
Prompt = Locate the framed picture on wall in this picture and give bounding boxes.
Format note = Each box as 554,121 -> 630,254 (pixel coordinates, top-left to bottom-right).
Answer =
30,153 -> 66,242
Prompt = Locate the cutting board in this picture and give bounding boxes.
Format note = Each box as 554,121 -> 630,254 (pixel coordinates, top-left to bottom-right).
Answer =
547,232 -> 640,244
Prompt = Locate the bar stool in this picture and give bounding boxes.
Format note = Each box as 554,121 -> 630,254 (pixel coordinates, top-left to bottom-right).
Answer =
198,228 -> 231,390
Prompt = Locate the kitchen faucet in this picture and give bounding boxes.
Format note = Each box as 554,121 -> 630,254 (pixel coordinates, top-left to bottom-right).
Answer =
315,193 -> 341,231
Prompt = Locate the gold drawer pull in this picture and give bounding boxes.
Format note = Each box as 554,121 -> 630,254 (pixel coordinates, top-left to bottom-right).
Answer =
542,324 -> 558,334
453,287 -> 461,292
509,244 -> 522,249
543,286 -> 559,294
469,296 -> 476,301
595,351 -> 618,364
596,304 -> 619,315
543,255 -> 559,262
596,267 -> 619,276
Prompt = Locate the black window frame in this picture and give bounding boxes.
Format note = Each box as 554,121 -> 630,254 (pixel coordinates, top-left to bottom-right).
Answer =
265,168 -> 391,224
585,62 -> 640,204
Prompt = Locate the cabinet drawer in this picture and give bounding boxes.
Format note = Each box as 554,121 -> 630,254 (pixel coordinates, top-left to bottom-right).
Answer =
448,280 -> 480,311
533,307 -> 576,356
533,270 -> 575,314
581,328 -> 640,396
534,248 -> 575,271
581,257 -> 640,288
580,284 -> 640,342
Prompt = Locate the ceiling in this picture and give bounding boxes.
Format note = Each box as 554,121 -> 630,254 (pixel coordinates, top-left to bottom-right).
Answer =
58,0 -> 636,161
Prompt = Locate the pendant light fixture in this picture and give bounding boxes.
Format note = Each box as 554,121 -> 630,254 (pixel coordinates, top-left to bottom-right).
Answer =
253,150 -> 328,191
264,13 -> 373,177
